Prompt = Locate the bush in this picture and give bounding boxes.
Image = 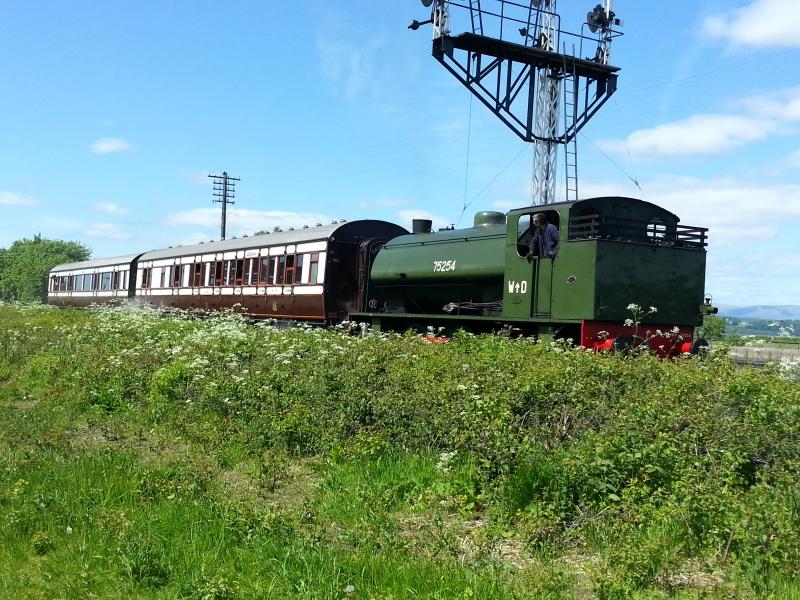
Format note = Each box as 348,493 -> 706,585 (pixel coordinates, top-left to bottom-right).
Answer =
3,305 -> 800,596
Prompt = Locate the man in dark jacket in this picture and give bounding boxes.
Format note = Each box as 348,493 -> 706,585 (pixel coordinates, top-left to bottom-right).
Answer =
527,213 -> 559,259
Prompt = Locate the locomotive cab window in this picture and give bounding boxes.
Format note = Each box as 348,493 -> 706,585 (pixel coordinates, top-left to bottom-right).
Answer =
515,210 -> 560,257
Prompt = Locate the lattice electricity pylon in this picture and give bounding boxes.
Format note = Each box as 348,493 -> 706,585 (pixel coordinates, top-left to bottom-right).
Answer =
409,0 -> 622,205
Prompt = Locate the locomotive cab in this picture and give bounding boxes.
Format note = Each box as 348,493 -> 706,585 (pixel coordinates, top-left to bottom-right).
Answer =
501,197 -> 708,350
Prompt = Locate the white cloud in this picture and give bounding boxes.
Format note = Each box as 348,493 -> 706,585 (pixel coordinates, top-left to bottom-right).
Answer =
89,138 -> 131,155
359,198 -> 409,209
599,114 -> 776,160
600,86 -> 800,160
316,15 -> 386,98
395,209 -> 453,230
582,177 -> 800,247
164,208 -> 334,237
703,0 -> 800,49
737,86 -> 800,122
0,192 -> 37,206
92,202 -> 129,215
86,222 -> 129,240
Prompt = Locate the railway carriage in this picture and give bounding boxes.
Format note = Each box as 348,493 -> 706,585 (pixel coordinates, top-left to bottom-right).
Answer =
48,220 -> 406,323
48,254 -> 141,307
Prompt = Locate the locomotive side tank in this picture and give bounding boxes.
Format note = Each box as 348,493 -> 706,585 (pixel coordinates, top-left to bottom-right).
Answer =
369,211 -> 507,314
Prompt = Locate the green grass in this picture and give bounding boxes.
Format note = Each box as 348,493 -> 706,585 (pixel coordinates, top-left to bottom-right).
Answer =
1,305 -> 800,598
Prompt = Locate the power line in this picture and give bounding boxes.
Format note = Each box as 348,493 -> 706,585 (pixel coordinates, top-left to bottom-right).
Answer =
457,142 -> 529,226
579,133 -> 641,191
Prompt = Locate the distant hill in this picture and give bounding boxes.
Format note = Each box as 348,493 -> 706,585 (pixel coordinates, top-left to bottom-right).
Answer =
719,305 -> 800,320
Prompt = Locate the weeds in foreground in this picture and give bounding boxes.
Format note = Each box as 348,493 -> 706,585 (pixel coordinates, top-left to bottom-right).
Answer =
1,305 -> 799,598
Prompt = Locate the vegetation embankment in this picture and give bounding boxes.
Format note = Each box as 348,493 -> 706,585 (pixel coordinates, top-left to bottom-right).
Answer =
1,306 -> 799,599
0,237 -> 89,303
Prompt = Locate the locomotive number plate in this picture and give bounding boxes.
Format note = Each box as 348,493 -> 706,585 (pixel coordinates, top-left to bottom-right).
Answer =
433,260 -> 457,273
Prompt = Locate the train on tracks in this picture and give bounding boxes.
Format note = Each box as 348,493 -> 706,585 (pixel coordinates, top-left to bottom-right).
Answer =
48,195 -> 715,355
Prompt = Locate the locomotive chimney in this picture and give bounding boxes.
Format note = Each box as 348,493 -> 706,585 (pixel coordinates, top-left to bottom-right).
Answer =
412,219 -> 433,234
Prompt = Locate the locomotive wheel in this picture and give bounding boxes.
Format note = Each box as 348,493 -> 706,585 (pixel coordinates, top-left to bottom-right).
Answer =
690,338 -> 709,355
612,335 -> 648,355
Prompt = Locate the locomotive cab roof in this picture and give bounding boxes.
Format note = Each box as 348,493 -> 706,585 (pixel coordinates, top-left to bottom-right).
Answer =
505,196 -> 678,223
505,196 -> 706,249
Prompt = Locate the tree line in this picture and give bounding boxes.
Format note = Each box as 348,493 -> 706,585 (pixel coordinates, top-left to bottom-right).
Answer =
0,236 -> 90,303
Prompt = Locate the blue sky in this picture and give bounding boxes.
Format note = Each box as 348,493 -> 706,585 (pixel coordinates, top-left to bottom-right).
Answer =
1,0 -> 799,306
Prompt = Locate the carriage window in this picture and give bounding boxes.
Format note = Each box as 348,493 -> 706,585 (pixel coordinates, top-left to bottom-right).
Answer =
191,263 -> 202,287
141,268 -> 151,289
295,255 -> 305,284
259,257 -> 269,284
112,272 -> 119,290
100,272 -> 111,291
275,256 -> 286,285
309,253 -> 320,284
234,259 -> 245,286
284,255 -> 296,285
171,265 -> 182,288
245,258 -> 256,285
269,257 -> 278,284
